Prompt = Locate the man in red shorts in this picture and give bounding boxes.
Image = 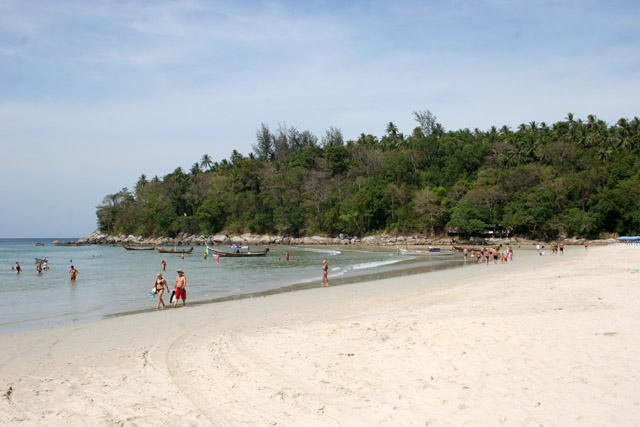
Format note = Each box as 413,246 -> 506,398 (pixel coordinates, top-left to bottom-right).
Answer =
173,268 -> 187,307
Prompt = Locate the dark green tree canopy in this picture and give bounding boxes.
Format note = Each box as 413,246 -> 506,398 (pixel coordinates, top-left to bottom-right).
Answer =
97,113 -> 640,239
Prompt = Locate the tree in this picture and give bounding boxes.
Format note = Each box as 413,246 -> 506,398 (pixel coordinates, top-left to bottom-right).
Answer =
134,174 -> 148,200
414,186 -> 447,236
324,145 -> 350,176
200,154 -> 214,171
321,126 -> 344,147
274,123 -> 291,161
413,110 -> 438,136
253,123 -> 274,160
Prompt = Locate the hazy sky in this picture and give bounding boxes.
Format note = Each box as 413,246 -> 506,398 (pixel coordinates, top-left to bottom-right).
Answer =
1,0 -> 639,238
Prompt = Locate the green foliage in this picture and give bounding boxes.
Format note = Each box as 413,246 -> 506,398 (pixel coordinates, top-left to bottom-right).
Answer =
96,114 -> 640,239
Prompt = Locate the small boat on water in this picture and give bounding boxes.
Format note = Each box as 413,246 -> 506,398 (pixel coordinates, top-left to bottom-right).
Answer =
397,247 -> 455,256
155,246 -> 194,254
122,243 -> 155,251
206,245 -> 269,257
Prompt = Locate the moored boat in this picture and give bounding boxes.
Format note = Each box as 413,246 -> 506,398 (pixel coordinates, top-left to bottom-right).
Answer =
122,243 -> 155,251
206,245 -> 269,257
155,246 -> 194,254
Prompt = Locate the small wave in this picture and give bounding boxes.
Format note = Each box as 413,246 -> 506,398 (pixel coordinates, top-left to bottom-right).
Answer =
301,248 -> 342,255
349,259 -> 401,271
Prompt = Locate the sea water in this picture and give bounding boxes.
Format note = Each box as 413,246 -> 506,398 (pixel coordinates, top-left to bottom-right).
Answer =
0,238 -> 464,334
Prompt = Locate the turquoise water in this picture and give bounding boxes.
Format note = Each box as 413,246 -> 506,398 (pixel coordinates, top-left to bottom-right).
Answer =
0,238 -> 463,334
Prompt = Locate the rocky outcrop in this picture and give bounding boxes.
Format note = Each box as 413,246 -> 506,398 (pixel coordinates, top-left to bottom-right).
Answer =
76,230 -> 609,247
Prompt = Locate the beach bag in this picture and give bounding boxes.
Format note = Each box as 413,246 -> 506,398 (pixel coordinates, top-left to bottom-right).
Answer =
170,290 -> 176,304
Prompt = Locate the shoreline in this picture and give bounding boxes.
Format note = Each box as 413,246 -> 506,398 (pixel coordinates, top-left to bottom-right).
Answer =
2,245 -> 639,424
74,230 -> 604,248
102,255 -> 465,322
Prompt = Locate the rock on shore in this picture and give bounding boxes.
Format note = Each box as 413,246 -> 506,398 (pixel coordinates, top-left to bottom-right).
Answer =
75,230 -> 605,247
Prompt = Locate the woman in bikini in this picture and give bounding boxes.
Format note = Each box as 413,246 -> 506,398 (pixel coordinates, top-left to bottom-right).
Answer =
154,272 -> 168,310
322,260 -> 329,287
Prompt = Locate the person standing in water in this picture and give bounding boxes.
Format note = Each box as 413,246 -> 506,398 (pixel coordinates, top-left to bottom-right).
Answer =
161,260 -> 166,271
69,265 -> 78,281
322,260 -> 329,287
154,272 -> 168,310
173,269 -> 187,307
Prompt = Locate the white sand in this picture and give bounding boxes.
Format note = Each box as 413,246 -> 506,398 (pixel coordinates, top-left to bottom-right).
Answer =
1,245 -> 640,426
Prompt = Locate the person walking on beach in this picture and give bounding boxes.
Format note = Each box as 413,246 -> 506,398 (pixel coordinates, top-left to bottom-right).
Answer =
173,269 -> 187,307
154,272 -> 168,310
161,260 -> 166,271
322,260 -> 330,287
69,265 -> 78,281
559,242 -> 564,255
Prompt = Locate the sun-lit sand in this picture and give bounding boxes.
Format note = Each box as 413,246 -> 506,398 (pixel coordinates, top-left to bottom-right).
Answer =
1,245 -> 639,425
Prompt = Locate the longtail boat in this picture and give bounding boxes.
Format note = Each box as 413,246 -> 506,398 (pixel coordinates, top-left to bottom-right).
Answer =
122,243 -> 155,251
206,246 -> 269,257
155,246 -> 194,254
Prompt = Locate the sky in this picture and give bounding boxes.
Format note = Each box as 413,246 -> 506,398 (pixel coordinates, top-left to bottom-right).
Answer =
1,0 -> 639,238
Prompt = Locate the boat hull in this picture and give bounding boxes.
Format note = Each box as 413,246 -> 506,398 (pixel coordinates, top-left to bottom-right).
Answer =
155,247 -> 194,254
122,244 -> 155,251
207,246 -> 268,257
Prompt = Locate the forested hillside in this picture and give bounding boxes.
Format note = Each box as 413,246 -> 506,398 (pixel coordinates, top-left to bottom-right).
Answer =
96,112 -> 640,239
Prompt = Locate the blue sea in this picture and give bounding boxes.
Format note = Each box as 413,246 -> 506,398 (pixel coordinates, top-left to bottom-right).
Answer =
0,238 -> 464,334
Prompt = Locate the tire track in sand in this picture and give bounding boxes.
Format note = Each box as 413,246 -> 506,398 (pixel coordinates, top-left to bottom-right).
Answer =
227,329 -> 367,426
164,322 -> 275,426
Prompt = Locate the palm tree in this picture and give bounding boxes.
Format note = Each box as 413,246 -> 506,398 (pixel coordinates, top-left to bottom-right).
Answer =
135,174 -> 148,200
200,154 -> 213,171
565,112 -> 574,128
385,122 -> 399,139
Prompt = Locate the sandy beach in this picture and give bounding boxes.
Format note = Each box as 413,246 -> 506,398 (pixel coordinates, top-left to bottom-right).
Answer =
1,245 -> 640,426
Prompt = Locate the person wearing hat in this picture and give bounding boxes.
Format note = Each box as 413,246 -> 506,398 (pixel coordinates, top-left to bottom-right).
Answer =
173,268 -> 187,307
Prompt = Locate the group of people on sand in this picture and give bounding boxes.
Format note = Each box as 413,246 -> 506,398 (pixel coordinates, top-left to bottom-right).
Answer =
548,242 -> 565,255
151,262 -> 186,310
536,242 -> 566,256
462,246 -> 513,265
